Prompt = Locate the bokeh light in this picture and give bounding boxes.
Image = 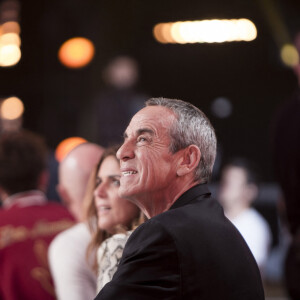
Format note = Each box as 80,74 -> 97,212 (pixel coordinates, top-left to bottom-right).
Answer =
1,96 -> 24,120
153,19 -> 257,44
0,32 -> 21,46
58,37 -> 95,68
170,22 -> 186,44
161,23 -> 175,43
55,137 -> 87,162
0,1 -> 21,68
153,23 -> 167,43
1,21 -> 20,34
0,44 -> 21,66
211,97 -> 233,118
280,44 -> 299,67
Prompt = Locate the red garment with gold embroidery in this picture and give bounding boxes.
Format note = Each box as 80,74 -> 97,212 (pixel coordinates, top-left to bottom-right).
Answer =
0,191 -> 74,300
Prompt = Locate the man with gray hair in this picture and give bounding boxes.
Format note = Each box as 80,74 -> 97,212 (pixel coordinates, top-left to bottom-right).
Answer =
95,98 -> 264,299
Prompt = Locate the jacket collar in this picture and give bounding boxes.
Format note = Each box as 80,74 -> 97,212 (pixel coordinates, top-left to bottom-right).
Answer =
170,183 -> 211,210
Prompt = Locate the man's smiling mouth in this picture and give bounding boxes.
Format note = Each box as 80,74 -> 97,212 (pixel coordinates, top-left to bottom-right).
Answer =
122,171 -> 138,176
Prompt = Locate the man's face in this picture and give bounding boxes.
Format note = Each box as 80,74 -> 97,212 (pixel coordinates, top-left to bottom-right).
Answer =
117,106 -> 181,207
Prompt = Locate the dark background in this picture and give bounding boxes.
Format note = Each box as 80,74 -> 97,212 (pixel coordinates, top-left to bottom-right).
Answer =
1,0 -> 300,182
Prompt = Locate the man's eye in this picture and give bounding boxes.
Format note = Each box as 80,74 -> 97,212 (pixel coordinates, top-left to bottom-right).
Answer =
137,136 -> 147,143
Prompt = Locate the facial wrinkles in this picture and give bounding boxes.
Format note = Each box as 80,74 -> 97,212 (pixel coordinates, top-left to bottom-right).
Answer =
142,144 -> 172,182
130,112 -> 173,178
118,107 -> 183,216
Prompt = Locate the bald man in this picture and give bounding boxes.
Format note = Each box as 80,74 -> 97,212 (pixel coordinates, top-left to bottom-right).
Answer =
57,143 -> 103,221
48,143 -> 103,300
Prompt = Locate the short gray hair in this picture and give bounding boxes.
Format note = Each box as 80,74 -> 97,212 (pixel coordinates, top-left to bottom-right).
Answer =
146,97 -> 217,183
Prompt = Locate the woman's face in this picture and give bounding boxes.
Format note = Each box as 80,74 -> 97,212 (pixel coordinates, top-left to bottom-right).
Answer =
94,155 -> 140,234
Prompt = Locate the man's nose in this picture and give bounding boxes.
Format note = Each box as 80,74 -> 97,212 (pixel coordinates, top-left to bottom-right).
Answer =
117,140 -> 134,161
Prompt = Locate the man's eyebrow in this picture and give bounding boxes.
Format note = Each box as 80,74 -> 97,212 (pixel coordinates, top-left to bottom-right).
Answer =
136,128 -> 154,136
123,128 -> 154,139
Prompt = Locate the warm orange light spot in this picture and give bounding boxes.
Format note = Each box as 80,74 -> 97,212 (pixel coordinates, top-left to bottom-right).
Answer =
0,32 -> 21,46
170,22 -> 186,44
1,97 -> 24,120
153,19 -> 257,44
1,21 -> 21,34
58,37 -> 95,68
153,23 -> 167,43
55,137 -> 87,162
0,44 -> 21,67
161,23 -> 175,43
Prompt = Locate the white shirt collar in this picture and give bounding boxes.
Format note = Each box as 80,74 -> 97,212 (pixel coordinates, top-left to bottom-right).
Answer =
3,190 -> 47,209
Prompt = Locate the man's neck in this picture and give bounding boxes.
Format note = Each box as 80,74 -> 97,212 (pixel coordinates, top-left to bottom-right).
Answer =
136,180 -> 200,219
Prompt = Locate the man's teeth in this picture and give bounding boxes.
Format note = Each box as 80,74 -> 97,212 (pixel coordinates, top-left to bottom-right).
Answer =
122,171 -> 137,176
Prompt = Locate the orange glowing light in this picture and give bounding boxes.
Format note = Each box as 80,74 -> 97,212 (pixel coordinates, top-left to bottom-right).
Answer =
1,21 -> 21,34
0,44 -> 21,66
58,37 -> 95,68
0,32 -> 21,46
1,96 -> 24,120
153,23 -> 167,43
153,19 -> 257,44
55,137 -> 87,162
161,23 -> 175,43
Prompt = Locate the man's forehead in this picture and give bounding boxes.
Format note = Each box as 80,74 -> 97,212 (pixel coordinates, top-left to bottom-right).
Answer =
126,106 -> 175,133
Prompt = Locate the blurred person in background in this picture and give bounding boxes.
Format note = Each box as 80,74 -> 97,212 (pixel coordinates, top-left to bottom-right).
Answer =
85,145 -> 144,293
48,143 -> 103,300
0,130 -> 74,300
218,158 -> 271,275
83,55 -> 147,146
56,142 -> 104,221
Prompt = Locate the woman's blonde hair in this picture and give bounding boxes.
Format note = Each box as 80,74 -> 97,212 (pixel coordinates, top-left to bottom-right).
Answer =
84,145 -> 145,272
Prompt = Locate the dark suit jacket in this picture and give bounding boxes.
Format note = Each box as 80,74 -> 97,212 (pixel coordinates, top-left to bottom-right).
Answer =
95,184 -> 264,299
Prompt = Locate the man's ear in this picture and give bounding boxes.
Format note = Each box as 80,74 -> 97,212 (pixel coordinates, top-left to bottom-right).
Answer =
176,145 -> 201,177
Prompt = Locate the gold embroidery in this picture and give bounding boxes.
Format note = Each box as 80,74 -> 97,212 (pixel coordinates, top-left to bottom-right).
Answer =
0,225 -> 28,249
31,220 -> 74,238
0,219 -> 74,249
31,240 -> 55,296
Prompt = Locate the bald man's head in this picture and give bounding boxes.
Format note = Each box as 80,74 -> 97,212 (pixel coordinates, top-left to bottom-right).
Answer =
57,143 -> 103,221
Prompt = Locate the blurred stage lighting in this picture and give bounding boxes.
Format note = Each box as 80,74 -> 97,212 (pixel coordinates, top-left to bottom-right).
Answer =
153,19 -> 257,44
0,0 -> 21,68
55,137 -> 87,162
1,96 -> 24,120
280,44 -> 299,67
0,32 -> 21,46
0,43 -> 21,66
1,21 -> 20,34
58,37 -> 95,69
